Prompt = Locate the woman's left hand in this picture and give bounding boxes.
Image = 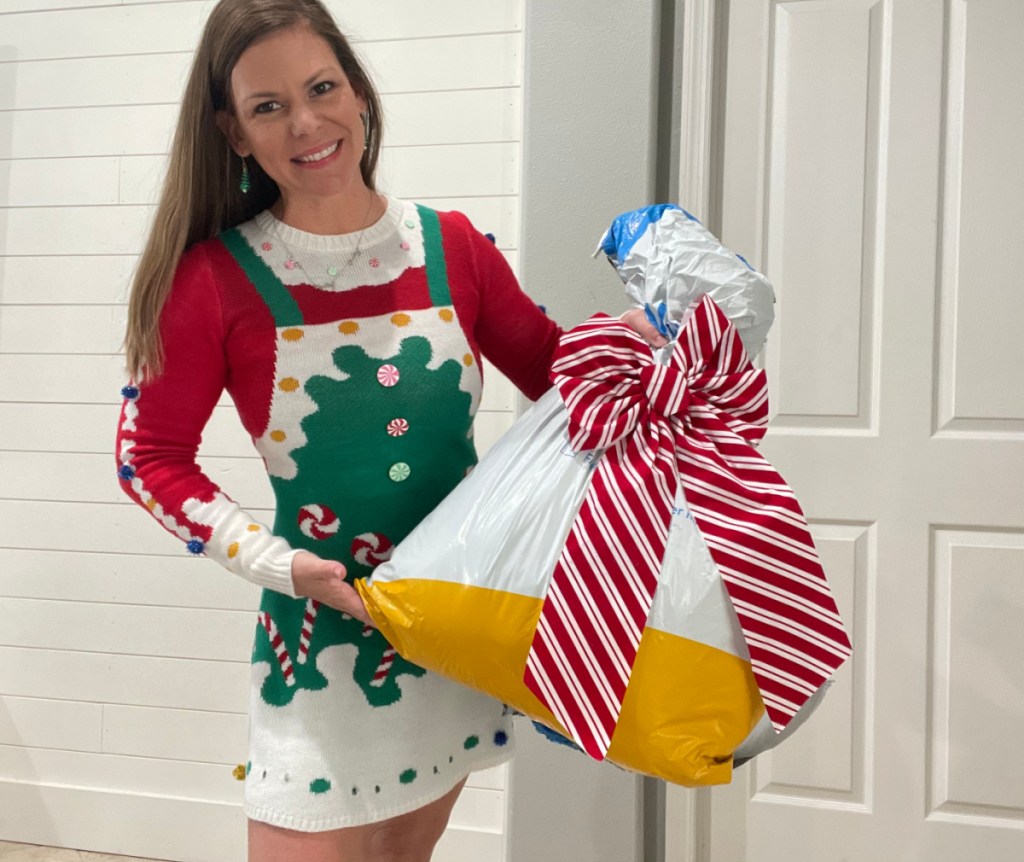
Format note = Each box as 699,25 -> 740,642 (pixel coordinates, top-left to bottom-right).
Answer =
620,307 -> 668,349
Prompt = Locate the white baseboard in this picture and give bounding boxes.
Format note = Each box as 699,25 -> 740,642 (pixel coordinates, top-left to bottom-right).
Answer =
0,780 -> 244,862
0,781 -> 502,862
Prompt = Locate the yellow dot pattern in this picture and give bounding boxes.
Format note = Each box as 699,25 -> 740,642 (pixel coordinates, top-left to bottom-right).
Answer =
282,328 -> 304,342
463,354 -> 474,367
391,313 -> 411,327
438,309 -> 454,322
278,377 -> 300,392
270,430 -> 287,442
247,524 -> 260,532
146,498 -> 158,511
227,542 -> 240,559
339,321 -> 359,335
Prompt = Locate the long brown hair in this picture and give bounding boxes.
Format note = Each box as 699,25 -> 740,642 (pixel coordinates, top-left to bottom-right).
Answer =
124,0 -> 383,380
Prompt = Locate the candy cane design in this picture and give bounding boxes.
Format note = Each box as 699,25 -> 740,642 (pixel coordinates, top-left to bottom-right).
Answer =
362,624 -> 374,638
258,611 -> 296,687
370,647 -> 396,688
297,599 -> 320,665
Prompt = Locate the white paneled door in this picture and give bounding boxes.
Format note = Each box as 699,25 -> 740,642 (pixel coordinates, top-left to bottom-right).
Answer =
694,0 -> 1024,859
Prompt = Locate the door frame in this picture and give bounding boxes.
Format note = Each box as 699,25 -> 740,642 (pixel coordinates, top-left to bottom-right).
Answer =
510,1 -> 660,860
666,1 -> 727,860
514,2 -> 735,859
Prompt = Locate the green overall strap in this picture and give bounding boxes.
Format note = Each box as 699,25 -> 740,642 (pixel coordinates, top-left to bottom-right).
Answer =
220,228 -> 304,327
415,204 -> 454,308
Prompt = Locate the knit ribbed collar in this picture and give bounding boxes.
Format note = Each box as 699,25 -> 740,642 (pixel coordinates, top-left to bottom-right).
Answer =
253,195 -> 403,252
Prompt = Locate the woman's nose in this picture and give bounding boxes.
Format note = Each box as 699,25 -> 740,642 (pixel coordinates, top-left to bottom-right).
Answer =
289,102 -> 321,136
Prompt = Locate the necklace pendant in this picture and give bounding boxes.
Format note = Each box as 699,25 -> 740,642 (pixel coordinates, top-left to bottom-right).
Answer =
284,259 -> 297,271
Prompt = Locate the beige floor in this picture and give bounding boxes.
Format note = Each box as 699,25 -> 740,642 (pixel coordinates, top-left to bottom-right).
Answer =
0,843 -> 161,862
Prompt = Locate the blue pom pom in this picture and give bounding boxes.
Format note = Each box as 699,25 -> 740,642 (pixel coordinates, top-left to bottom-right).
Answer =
531,720 -> 581,752
537,304 -> 548,315
186,539 -> 205,555
121,385 -> 140,400
484,232 -> 497,244
494,730 -> 509,747
117,464 -> 135,481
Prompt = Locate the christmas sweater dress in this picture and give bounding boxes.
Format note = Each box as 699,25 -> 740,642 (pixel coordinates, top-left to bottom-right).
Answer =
115,197 -> 560,831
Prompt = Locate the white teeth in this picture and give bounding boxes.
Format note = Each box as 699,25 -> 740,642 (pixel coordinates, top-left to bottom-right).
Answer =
296,141 -> 339,163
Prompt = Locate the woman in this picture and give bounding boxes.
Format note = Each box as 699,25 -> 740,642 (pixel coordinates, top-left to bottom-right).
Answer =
118,1 -> 661,859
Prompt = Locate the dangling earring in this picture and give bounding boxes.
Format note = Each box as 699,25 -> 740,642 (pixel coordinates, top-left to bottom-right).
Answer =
360,110 -> 371,149
239,156 -> 251,194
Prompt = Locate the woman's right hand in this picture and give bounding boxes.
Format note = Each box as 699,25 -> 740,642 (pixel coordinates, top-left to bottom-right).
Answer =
291,550 -> 375,627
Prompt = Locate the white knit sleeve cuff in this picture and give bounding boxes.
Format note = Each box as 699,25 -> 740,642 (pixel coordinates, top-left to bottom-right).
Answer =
248,548 -> 300,597
181,492 -> 298,597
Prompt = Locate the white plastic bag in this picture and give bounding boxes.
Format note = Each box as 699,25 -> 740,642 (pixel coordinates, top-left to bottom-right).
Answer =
357,205 -> 848,786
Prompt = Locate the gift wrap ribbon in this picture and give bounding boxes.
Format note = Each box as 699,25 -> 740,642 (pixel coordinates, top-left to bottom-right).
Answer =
523,295 -> 853,761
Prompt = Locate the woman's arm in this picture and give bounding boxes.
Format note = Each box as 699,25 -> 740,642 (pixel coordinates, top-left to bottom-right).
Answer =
455,217 -> 561,400
116,245 -> 372,622
116,244 -> 300,592
117,246 -> 372,618
450,214 -> 668,399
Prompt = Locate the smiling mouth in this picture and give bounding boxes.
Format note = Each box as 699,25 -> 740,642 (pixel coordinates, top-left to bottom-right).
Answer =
294,141 -> 340,163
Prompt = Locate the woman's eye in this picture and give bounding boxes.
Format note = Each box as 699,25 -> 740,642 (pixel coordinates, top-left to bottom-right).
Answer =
254,101 -> 281,115
311,80 -> 335,96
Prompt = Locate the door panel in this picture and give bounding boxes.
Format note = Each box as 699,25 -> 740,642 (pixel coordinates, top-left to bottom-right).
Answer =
705,0 -> 1024,859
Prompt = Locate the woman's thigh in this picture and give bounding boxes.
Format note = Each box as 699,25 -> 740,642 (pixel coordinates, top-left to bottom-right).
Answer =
248,777 -> 468,862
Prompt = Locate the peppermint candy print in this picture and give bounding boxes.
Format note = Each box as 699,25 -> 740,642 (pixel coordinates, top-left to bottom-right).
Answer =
386,418 -> 409,437
350,532 -> 394,568
297,504 -> 340,540
388,462 -> 411,482
377,364 -> 400,387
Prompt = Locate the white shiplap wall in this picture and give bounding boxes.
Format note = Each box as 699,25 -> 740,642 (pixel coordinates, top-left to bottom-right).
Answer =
0,2 -> 524,860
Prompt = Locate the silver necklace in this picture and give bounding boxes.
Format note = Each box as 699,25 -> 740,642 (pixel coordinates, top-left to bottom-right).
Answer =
267,193 -> 379,288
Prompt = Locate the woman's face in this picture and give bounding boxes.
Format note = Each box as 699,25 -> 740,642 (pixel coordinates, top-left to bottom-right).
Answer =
219,23 -> 368,207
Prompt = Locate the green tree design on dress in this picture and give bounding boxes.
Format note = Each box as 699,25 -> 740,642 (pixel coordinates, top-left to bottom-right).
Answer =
254,335 -> 477,708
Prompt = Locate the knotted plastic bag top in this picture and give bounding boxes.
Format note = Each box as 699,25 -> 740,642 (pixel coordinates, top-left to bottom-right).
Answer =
596,204 -> 776,359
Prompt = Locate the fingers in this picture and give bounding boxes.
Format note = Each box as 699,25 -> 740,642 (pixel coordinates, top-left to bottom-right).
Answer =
291,551 -> 348,602
621,308 -> 668,348
291,553 -> 374,625
293,550 -> 345,579
339,581 -> 375,627
644,327 -> 669,348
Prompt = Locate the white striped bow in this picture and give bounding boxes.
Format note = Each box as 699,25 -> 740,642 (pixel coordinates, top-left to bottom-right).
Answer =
524,295 -> 852,761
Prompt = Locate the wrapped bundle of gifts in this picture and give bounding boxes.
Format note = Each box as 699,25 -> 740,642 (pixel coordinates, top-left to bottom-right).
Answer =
356,204 -> 852,786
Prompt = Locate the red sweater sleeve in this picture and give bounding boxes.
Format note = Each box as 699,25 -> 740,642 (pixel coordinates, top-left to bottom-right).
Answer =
447,213 -> 561,401
115,244 -> 297,594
